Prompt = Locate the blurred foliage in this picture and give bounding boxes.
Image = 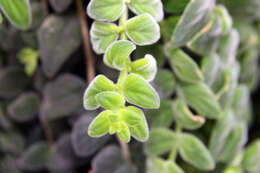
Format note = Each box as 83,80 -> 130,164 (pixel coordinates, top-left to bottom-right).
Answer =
0,0 -> 259,173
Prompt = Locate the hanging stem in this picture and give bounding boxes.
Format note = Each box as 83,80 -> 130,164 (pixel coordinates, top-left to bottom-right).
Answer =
40,118 -> 55,147
76,0 -> 96,84
115,6 -> 131,162
169,123 -> 182,161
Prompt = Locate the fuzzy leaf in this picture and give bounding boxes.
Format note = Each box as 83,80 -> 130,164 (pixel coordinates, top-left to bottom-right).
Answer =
166,48 -> 203,83
153,69 -> 176,98
17,142 -> 50,171
178,82 -> 220,119
96,91 -> 125,110
209,110 -> 235,161
87,0 -> 125,22
164,161 -> 185,173
220,123 -> 248,163
121,106 -> 149,142
147,157 -> 184,173
173,99 -> 205,130
126,14 -> 160,45
130,54 -> 157,81
171,0 -> 215,47
117,122 -> 131,143
147,99 -> 174,128
146,128 -> 176,156
90,21 -> 119,54
201,54 -> 221,86
122,74 -> 160,109
179,133 -> 215,171
128,0 -> 164,21
0,0 -> 31,29
242,139 -> 260,172
104,40 -> 135,70
146,157 -> 164,173
88,111 -> 112,137
84,75 -> 116,110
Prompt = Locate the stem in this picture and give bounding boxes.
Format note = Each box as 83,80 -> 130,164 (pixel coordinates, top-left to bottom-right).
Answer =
115,5 -> 131,162
169,124 -> 182,161
42,0 -> 49,16
119,6 -> 128,40
117,68 -> 128,91
40,118 -> 55,147
116,134 -> 131,161
76,0 -> 96,84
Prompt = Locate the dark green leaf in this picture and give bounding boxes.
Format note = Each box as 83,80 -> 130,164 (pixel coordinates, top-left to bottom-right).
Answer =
179,133 -> 215,171
178,82 -> 221,119
146,128 -> 176,156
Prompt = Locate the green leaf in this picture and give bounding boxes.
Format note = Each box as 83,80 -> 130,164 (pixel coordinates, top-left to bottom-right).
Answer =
147,157 -> 185,173
117,122 -> 131,143
166,48 -> 203,83
0,0 -> 31,29
153,69 -> 176,98
121,106 -> 149,142
242,139 -> 260,172
178,82 -> 220,119
215,5 -> 232,34
209,110 -> 235,161
146,157 -> 164,173
88,110 -> 112,137
122,74 -> 160,109
130,54 -> 157,81
223,166 -> 243,173
201,54 -> 221,87
179,133 -> 215,171
146,128 -> 176,156
217,29 -> 240,66
83,75 -> 116,110
173,99 -> 205,130
164,161 -> 185,173
87,0 -> 125,22
90,21 -> 119,54
96,91 -> 125,110
126,14 -> 160,45
220,123 -> 248,163
147,99 -> 174,128
18,48 -> 39,76
104,40 -> 136,70
171,0 -> 215,47
128,0 -> 164,21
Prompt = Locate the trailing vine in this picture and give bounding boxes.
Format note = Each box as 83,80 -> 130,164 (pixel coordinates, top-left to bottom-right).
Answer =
83,0 -> 163,143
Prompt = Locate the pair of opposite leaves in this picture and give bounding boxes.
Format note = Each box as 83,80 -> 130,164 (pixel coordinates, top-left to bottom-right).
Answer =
83,40 -> 160,142
88,0 -> 163,54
